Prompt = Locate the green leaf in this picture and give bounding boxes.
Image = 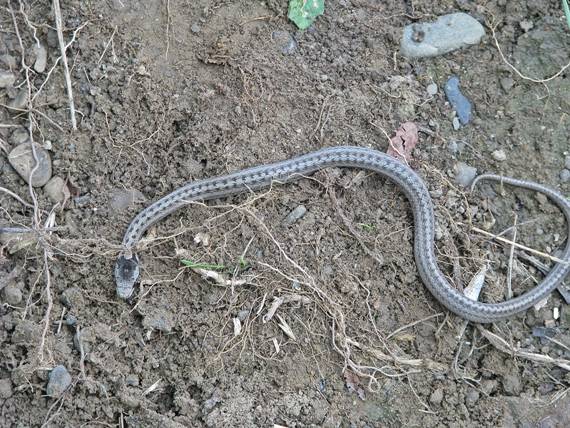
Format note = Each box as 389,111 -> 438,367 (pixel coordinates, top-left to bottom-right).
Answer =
288,0 -> 325,30
563,0 -> 570,30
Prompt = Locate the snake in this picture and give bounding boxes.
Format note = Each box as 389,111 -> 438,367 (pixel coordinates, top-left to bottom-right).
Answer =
115,146 -> 570,323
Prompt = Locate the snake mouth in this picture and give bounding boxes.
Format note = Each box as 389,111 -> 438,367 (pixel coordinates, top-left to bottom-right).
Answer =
115,254 -> 140,299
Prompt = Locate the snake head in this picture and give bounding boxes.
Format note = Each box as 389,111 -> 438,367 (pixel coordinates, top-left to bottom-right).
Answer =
115,254 -> 140,299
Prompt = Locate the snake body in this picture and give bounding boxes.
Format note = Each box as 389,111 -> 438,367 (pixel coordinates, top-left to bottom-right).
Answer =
115,146 -> 570,323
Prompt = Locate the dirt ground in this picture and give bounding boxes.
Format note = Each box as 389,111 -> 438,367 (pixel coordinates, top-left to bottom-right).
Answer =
1,0 -> 570,426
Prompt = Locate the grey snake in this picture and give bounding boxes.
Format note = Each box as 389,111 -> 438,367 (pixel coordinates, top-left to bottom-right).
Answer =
115,146 -> 570,323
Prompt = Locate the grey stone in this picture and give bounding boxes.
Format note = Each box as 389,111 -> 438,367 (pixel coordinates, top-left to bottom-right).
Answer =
426,83 -> 438,95
272,31 -> 297,55
44,176 -> 69,204
8,143 -> 52,187
237,309 -> 250,321
560,169 -> 570,183
445,76 -> 472,125
0,378 -> 13,399
2,284 -> 22,306
455,162 -> 477,187
191,23 -> 201,34
65,314 -> 77,326
565,156 -> 570,170
492,149 -> 507,161
429,388 -> 444,405
400,13 -> 485,58
46,365 -> 72,398
284,205 -> 307,225
8,89 -> 28,111
452,117 -> 461,130
0,230 -> 37,254
110,189 -> 145,212
0,71 -> 16,88
33,43 -> 48,73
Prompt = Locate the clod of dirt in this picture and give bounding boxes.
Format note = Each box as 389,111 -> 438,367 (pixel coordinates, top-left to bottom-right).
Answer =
492,149 -> 507,162
0,378 -> 13,399
502,373 -> 523,396
44,176 -> 70,204
1,284 -> 22,306
0,71 -> 16,88
465,389 -> 480,407
9,127 -> 30,145
11,320 -> 41,345
46,365 -> 72,398
271,31 -> 297,55
8,142 -> 52,187
454,162 -> 477,187
8,89 -> 28,111
60,287 -> 85,310
142,307 -> 175,333
400,13 -> 485,58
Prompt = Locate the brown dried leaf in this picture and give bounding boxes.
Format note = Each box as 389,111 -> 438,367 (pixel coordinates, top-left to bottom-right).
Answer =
387,122 -> 419,164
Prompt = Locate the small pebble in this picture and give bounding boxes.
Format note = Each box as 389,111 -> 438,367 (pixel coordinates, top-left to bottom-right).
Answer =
426,83 -> 438,95
33,43 -> 48,73
445,75 -> 472,125
2,284 -> 22,306
8,143 -> 52,187
564,156 -> 570,170
44,176 -> 69,204
284,205 -> 307,225
46,365 -> 72,398
0,71 -> 16,88
237,309 -> 250,322
0,378 -> 13,399
65,314 -> 77,326
560,169 -> 570,183
455,162 -> 477,187
8,89 -> 28,111
452,117 -> 461,130
191,23 -> 201,34
492,149 -> 507,161
500,77 -> 514,92
429,388 -> 444,405
74,195 -> 91,208
272,31 -> 297,55
400,13 -> 485,58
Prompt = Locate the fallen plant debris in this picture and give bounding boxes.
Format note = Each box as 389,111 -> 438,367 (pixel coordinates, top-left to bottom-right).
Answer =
386,122 -> 420,164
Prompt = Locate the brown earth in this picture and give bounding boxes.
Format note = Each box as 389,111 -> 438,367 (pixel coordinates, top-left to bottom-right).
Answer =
1,0 -> 569,427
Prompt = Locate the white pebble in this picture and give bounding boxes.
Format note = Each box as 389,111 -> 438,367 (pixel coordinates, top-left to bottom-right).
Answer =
492,149 -> 507,161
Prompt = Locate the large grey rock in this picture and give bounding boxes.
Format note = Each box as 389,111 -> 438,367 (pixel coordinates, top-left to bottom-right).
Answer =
400,13 -> 485,58
8,143 -> 52,187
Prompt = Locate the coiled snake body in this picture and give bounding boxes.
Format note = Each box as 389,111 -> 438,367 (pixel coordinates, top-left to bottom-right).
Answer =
115,146 -> 570,323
